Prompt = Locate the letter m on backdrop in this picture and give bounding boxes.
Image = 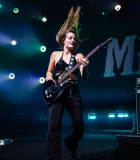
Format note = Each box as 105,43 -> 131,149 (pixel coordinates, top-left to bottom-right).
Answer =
104,35 -> 137,77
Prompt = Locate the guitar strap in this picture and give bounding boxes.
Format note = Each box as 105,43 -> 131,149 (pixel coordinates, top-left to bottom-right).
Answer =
67,54 -> 75,78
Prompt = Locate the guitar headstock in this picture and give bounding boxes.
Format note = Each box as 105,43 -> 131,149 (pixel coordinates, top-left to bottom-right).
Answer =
99,37 -> 113,49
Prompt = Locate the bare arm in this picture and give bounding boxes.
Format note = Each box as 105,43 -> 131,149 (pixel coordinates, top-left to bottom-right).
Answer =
46,52 -> 55,82
77,53 -> 89,80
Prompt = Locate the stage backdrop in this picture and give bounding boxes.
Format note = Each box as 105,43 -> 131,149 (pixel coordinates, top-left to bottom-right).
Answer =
0,0 -> 140,133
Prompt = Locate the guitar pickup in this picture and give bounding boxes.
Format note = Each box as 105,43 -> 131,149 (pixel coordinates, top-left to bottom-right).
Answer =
49,87 -> 51,92
55,81 -> 58,87
45,89 -> 48,95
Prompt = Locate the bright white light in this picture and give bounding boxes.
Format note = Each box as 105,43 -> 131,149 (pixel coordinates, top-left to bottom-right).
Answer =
11,40 -> 17,45
0,140 -> 4,145
88,113 -> 96,120
124,114 -> 128,117
118,115 -> 124,117
40,46 -> 46,52
115,5 -> 121,11
90,116 -> 96,119
118,113 -> 128,118
109,115 -> 115,118
42,17 -> 47,22
9,73 -> 15,79
39,77 -> 45,83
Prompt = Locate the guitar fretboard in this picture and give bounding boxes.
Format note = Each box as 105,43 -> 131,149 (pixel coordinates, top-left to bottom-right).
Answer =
58,37 -> 112,84
58,46 -> 99,84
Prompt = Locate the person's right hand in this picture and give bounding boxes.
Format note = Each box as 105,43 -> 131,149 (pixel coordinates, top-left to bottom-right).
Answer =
46,76 -> 55,82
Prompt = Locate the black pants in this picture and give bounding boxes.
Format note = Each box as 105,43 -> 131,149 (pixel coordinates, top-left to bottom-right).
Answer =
45,82 -> 84,160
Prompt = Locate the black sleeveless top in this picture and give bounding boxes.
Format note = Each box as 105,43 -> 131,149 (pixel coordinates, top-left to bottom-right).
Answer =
54,52 -> 78,76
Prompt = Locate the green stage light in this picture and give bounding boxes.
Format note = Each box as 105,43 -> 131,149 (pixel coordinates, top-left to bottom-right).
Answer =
102,12 -> 105,15
13,8 -> 19,13
40,46 -> 46,52
0,4 -> 2,8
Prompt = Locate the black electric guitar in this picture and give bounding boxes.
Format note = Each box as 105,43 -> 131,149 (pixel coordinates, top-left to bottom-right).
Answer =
43,37 -> 113,104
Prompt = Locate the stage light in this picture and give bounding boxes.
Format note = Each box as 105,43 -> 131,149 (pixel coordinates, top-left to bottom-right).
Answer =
40,46 -> 46,52
0,4 -> 2,8
0,140 -> 4,146
13,8 -> 19,13
88,113 -> 97,119
118,113 -> 128,118
11,40 -> 17,45
108,113 -> 115,118
102,12 -> 105,15
0,139 -> 13,145
90,116 -> 96,119
42,17 -> 47,22
9,73 -> 15,79
39,77 -> 45,83
115,5 -> 121,11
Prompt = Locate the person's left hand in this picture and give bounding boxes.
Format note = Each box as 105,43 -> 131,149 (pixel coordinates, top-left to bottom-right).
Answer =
80,58 -> 89,68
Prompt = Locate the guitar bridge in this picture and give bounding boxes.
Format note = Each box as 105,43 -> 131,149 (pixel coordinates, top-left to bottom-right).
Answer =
45,89 -> 48,95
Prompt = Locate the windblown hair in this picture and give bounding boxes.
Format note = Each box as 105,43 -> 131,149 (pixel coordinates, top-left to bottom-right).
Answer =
56,6 -> 81,50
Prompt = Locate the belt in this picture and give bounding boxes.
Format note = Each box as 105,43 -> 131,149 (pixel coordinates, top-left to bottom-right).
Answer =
68,80 -> 78,85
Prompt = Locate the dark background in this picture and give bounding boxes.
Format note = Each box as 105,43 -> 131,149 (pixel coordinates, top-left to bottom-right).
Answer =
0,0 -> 140,134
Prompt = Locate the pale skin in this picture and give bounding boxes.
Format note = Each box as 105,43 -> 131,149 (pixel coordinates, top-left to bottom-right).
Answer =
46,32 -> 89,82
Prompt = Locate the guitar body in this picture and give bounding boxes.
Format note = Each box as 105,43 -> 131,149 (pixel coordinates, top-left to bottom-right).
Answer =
43,69 -> 70,104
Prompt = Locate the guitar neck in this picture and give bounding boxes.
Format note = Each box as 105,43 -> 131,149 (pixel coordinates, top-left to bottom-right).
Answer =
58,45 -> 99,84
58,37 -> 112,84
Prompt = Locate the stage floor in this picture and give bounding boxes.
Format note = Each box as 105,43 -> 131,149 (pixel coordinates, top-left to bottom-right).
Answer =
0,133 -> 139,160
0,134 -> 120,160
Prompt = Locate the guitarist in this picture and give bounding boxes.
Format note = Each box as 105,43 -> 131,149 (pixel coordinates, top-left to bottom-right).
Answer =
45,6 -> 89,160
